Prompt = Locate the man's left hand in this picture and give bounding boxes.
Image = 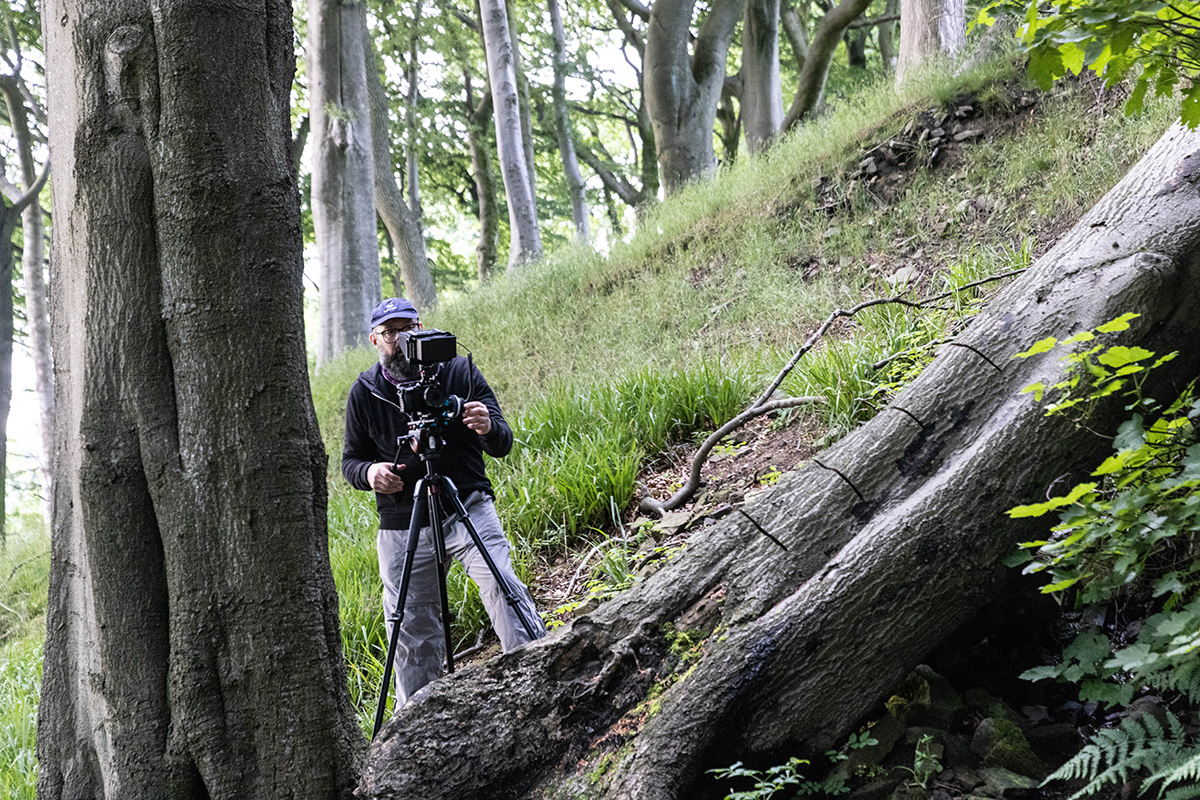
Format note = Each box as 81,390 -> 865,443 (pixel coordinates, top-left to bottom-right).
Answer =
462,401 -> 492,435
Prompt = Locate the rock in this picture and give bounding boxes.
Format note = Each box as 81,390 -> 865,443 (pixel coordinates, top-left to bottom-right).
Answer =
979,766 -> 1039,796
1020,705 -> 1049,726
953,129 -> 982,142
1025,722 -> 1084,768
971,718 -> 1049,779
931,127 -> 946,138
652,511 -> 691,537
847,776 -> 902,800
824,226 -> 841,239
885,266 -> 920,289
861,156 -> 879,174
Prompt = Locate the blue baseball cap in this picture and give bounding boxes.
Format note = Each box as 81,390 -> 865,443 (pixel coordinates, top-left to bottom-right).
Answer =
370,297 -> 419,329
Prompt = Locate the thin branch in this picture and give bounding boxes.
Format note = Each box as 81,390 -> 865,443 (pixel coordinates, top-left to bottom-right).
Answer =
640,266 -> 1028,516
848,12 -> 898,28
640,396 -> 825,516
611,0 -> 650,21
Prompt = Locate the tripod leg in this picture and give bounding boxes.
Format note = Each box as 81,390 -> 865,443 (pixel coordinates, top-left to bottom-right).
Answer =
439,479 -> 543,642
426,487 -> 457,675
372,480 -> 427,740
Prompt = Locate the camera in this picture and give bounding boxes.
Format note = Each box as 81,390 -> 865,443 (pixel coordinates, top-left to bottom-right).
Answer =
404,329 -> 457,365
397,329 -> 463,426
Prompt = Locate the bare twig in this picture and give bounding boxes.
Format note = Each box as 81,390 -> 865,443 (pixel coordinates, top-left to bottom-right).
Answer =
640,267 -> 1027,516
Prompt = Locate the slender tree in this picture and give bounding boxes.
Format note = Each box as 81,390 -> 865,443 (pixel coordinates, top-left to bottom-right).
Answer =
36,0 -> 361,795
309,0 -> 381,365
0,38 -> 52,505
365,27 -> 438,311
465,72 -> 501,279
547,0 -> 591,241
479,0 -> 543,267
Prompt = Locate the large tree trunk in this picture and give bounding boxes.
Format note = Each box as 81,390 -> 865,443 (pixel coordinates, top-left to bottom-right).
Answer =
548,0 -> 591,242
742,0 -> 784,154
36,3 -> 361,797
479,0 -> 543,268
0,71 -> 53,502
895,0 -> 965,85
644,0 -> 743,194
364,28 -> 438,313
357,124 -> 1200,799
310,0 -> 381,365
879,0 -> 899,70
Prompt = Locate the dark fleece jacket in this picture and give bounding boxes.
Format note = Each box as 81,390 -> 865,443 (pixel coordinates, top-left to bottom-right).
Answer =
342,357 -> 513,529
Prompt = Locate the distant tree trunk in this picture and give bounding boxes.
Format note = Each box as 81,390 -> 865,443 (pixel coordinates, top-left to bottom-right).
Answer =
644,0 -> 743,194
310,0 -> 381,365
465,73 -> 500,280
845,26 -> 869,67
405,3 -> 424,222
0,71 -> 53,502
479,0 -> 543,267
364,28 -> 438,312
37,2 -> 361,796
357,124 -> 1200,800
507,0 -> 539,201
742,0 -> 784,154
879,0 -> 899,69
895,0 -> 965,85
782,0 -> 874,128
717,77 -> 742,165
548,0 -> 591,242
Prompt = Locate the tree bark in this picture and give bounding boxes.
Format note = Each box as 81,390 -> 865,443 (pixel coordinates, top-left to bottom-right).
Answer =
742,0 -> 784,154
507,0 -> 539,203
357,124 -> 1200,800
364,27 -> 438,312
466,73 -> 500,280
895,0 -> 965,85
0,69 -> 53,503
37,3 -> 361,797
310,0 -> 381,365
783,0 -> 874,129
548,0 -> 591,242
644,0 -> 743,194
479,0 -> 543,268
879,0 -> 899,70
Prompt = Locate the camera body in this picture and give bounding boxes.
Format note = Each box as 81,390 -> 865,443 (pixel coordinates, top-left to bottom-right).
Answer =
397,329 -> 463,426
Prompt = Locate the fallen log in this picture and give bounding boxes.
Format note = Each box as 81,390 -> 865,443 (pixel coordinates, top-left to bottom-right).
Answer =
359,122 -> 1200,800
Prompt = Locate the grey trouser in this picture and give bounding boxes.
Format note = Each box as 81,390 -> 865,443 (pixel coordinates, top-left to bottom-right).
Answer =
377,491 -> 546,707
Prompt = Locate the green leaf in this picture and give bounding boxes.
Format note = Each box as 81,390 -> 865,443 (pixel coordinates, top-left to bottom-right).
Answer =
1059,41 -> 1086,75
1062,331 -> 1096,345
1021,381 -> 1047,401
1183,82 -> 1200,129
1014,336 -> 1058,358
1029,47 -> 1067,90
1098,346 -> 1153,368
1095,312 -> 1140,333
1008,482 -> 1099,517
1113,414 -> 1146,450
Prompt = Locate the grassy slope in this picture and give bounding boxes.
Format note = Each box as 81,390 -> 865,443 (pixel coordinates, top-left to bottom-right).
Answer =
0,55 -> 1178,777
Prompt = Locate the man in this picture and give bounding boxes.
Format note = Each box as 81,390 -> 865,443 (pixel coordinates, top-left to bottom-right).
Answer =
342,297 -> 546,707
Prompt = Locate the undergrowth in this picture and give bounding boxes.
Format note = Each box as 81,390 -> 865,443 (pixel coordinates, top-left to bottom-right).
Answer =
1008,317 -> 1200,798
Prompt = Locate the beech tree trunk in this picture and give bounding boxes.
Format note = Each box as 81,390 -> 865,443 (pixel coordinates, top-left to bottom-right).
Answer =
364,28 -> 438,313
742,0 -> 784,154
0,71 -> 53,502
358,124 -> 1200,799
479,0 -> 543,268
644,0 -> 743,194
895,0 -> 965,85
37,2 -> 361,797
310,0 -> 381,365
465,73 -> 500,281
548,0 -> 591,242
782,0 -> 874,129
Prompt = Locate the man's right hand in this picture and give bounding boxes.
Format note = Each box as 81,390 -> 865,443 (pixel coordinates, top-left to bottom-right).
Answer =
368,462 -> 406,494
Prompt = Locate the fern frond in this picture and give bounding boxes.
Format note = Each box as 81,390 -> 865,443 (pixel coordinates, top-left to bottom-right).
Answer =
1143,660 -> 1200,705
1147,748 -> 1200,800
1046,714 -> 1191,800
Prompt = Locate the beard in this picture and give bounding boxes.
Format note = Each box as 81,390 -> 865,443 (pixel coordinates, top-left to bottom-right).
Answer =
381,346 -> 420,383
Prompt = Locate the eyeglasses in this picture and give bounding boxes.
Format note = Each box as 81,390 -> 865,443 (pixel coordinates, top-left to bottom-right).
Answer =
375,323 -> 420,343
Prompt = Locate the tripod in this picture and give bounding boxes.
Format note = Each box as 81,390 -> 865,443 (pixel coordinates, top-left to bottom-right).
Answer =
372,424 -> 541,739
